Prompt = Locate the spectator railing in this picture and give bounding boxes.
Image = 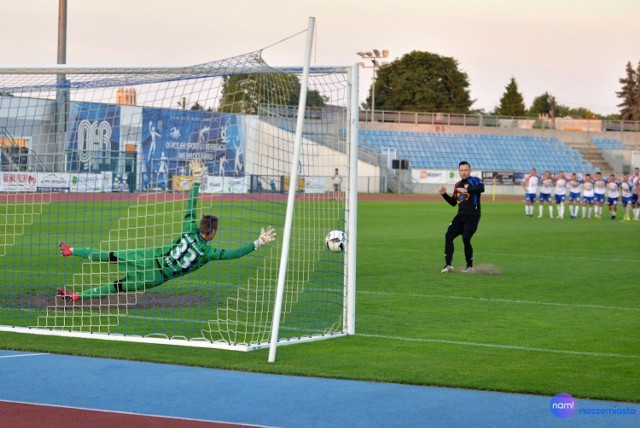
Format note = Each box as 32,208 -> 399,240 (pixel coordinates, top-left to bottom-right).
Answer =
358,110 -> 640,133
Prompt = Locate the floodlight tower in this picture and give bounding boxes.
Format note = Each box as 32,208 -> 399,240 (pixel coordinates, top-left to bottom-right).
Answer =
357,49 -> 389,122
55,0 -> 68,172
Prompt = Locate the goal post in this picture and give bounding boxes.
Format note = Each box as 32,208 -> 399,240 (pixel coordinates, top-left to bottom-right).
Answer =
268,16 -> 316,363
0,30 -> 357,353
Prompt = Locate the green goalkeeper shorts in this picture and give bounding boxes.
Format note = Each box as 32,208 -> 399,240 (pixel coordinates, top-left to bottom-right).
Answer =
113,248 -> 166,288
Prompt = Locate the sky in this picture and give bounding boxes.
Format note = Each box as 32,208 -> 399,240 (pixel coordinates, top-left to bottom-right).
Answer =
1,0 -> 638,115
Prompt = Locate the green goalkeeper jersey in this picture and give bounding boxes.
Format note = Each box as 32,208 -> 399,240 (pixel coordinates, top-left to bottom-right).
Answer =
154,182 -> 255,280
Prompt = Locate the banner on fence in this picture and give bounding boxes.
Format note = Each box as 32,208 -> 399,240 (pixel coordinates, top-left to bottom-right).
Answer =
0,172 -> 37,192
35,173 -> 70,192
202,176 -> 249,194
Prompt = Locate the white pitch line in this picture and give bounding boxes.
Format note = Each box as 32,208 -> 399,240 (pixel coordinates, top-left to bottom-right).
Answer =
0,352 -> 49,359
359,290 -> 640,312
479,252 -> 639,263
361,248 -> 639,263
358,333 -> 640,360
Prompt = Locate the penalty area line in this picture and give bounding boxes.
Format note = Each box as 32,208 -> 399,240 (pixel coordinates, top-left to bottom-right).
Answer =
359,290 -> 640,312
358,333 -> 640,360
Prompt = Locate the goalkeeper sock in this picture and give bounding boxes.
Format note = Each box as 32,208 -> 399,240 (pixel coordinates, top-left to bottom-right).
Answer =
79,283 -> 119,299
78,279 -> 143,299
73,248 -> 113,262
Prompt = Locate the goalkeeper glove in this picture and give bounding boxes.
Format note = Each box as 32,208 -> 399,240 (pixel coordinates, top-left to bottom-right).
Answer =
254,226 -> 276,249
189,159 -> 207,183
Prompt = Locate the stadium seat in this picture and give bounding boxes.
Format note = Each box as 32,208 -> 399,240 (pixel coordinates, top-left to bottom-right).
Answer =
358,130 -> 593,173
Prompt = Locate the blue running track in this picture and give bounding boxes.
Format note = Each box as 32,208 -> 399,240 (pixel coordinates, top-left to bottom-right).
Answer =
0,350 -> 638,427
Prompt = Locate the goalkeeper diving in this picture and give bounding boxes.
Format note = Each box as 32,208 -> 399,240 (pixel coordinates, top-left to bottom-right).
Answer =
56,159 -> 276,302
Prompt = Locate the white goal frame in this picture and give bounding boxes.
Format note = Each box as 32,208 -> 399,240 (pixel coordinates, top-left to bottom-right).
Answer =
0,23 -> 359,359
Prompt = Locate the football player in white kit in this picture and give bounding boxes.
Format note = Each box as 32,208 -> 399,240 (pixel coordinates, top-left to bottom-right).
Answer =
606,174 -> 621,220
593,171 -> 607,219
522,168 -> 539,218
581,173 -> 595,219
553,171 -> 568,219
538,171 -> 554,218
631,167 -> 640,221
620,173 -> 634,221
567,173 -> 582,219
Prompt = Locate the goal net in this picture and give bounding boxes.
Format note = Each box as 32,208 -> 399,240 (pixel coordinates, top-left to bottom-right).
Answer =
0,46 -> 357,351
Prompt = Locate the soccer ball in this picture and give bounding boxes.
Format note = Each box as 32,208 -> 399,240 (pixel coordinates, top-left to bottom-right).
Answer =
325,230 -> 346,253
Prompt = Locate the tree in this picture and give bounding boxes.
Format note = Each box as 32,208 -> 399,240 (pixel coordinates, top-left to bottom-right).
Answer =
217,74 -> 326,114
555,105 -> 598,119
527,93 -> 598,119
190,101 -> 205,111
616,61 -> 640,120
495,77 -> 526,116
528,92 -> 557,117
372,50 -> 474,113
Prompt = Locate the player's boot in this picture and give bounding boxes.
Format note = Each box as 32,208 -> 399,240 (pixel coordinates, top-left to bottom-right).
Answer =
462,266 -> 474,273
56,288 -> 80,302
58,241 -> 72,257
441,265 -> 454,273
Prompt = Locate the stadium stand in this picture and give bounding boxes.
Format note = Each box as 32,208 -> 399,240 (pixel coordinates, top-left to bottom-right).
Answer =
591,138 -> 626,152
360,130 -> 592,173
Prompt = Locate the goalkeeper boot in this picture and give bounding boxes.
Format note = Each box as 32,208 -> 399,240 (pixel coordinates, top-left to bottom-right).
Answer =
441,265 -> 454,273
58,241 -> 72,257
56,288 -> 79,302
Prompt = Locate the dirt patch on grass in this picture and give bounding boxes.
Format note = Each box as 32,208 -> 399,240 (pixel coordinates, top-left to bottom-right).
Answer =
8,293 -> 207,310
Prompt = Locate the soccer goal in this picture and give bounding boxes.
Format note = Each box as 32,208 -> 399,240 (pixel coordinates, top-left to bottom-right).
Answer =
0,21 -> 358,356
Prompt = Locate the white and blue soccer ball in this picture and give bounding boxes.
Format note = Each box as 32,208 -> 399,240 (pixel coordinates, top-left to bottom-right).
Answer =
325,230 -> 346,253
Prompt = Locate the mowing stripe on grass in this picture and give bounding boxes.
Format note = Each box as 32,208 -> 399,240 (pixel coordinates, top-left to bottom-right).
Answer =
359,290 -> 640,312
358,333 -> 640,359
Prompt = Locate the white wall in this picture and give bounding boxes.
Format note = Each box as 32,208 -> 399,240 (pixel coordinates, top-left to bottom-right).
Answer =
245,118 -> 381,192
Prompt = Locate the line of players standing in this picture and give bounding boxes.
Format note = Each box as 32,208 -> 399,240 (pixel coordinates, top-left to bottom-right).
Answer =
521,167 -> 640,221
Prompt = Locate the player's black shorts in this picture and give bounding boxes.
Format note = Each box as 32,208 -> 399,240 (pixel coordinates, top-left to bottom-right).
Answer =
447,214 -> 480,238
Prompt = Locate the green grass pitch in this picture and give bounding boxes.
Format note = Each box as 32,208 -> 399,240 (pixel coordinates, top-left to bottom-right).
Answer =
2,198 -> 639,402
